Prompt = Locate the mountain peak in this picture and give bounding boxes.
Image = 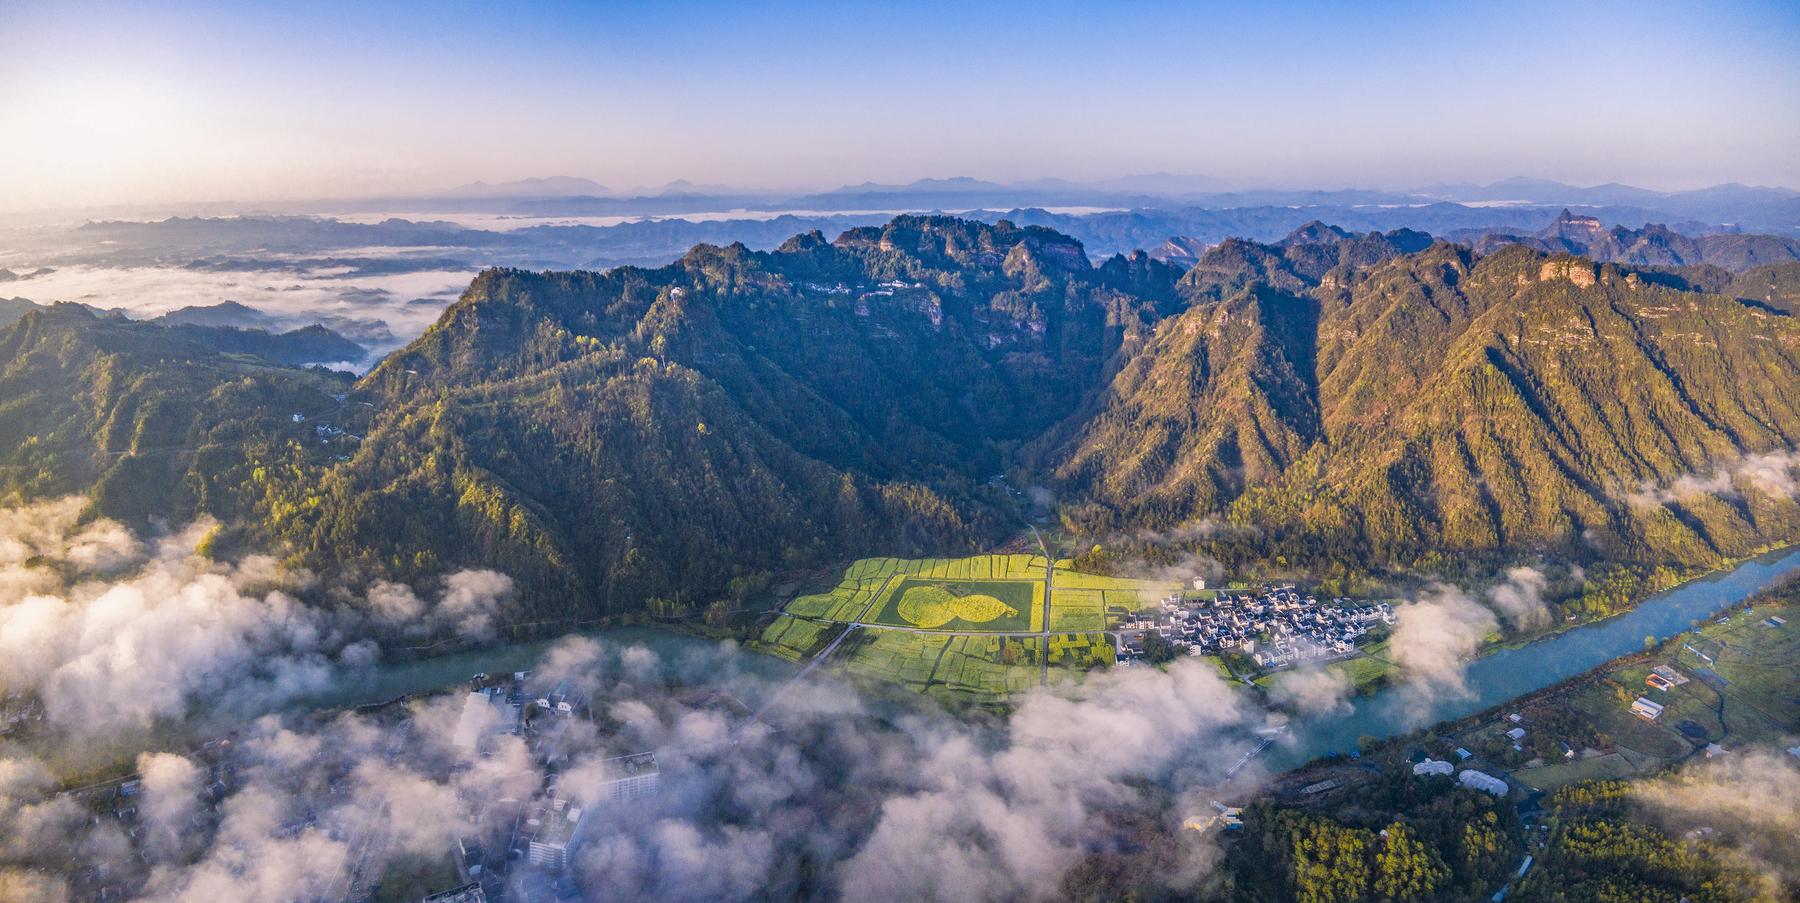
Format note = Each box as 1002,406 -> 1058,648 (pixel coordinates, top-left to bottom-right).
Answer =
446,176 -> 612,198
1277,220 -> 1352,246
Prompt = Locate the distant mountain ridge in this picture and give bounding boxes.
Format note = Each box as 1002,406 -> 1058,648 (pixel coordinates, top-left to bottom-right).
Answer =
447,176 -> 614,198
321,174 -> 1800,235
1463,209 -> 1800,271
2,215 -> 1796,626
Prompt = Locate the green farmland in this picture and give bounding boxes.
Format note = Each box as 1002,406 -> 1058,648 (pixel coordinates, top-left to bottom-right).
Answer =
760,553 -> 1172,704
868,578 -> 1037,631
837,631 -> 1044,704
1509,587 -> 1800,791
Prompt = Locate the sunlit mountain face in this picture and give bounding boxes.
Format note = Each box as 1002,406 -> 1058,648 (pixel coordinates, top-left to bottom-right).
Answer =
2,1 -> 1798,901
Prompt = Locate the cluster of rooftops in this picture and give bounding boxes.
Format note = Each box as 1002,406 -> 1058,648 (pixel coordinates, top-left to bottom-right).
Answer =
1119,584 -> 1394,669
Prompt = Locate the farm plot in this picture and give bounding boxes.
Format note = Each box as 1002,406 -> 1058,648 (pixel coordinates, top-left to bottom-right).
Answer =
929,636 -> 1042,701
1046,632 -> 1114,669
867,578 -> 1039,632
1562,682 -> 1693,759
1513,750 -> 1644,790
839,630 -> 947,688
787,554 -> 1048,625
785,558 -> 909,622
1047,588 -> 1107,632
1049,563 -> 1173,629
753,614 -> 832,663
838,631 -> 1042,704
776,554 -> 1169,703
1697,601 -> 1799,728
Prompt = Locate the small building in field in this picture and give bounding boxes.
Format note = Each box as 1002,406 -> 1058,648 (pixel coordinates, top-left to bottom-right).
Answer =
1630,697 -> 1665,721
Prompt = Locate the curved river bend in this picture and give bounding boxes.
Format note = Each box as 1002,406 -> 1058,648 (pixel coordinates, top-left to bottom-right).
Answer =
1271,546 -> 1800,769
284,548 -> 1799,773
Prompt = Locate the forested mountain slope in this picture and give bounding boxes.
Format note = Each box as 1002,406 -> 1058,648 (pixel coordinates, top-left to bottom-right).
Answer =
2,216 -> 1796,625
1054,239 -> 1800,569
1727,262 -> 1800,315
269,217 -> 1174,619
0,303 -> 353,523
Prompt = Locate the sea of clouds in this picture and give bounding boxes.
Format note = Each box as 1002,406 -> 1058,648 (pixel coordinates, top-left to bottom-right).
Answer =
0,497 -> 512,746
0,496 -> 1788,901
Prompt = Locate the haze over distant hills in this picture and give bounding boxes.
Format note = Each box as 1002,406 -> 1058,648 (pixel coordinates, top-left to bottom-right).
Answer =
5,214 -> 1796,625
446,176 -> 616,198
238,174 -> 1800,236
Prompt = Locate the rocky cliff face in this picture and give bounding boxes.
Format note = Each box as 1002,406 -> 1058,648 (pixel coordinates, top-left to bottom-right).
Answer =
7,215 -> 1798,621
1052,235 -> 1800,568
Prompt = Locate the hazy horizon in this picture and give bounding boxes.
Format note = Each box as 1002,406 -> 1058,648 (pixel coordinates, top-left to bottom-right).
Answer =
3,0 -> 1798,214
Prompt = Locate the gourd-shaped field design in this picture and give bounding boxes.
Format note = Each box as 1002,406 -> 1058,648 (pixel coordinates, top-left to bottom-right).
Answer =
889,581 -> 1025,629
760,555 -> 1175,703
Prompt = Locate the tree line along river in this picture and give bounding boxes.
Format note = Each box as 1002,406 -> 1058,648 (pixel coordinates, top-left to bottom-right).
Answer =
236,545 -> 1800,774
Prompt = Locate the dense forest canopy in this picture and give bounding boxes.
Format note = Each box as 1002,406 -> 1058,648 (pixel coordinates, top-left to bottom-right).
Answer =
2,216 -> 1797,629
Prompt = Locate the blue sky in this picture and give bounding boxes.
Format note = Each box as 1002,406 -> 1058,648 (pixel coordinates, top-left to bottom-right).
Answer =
2,0 -> 1797,209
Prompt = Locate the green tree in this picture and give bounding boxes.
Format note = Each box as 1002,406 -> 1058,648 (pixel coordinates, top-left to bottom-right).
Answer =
1374,823 -> 1449,902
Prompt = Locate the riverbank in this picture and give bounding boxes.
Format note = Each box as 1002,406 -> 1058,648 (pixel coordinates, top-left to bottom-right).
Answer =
1480,541 -> 1799,654
1279,573 -> 1798,804
1266,544 -> 1800,771
31,624 -> 790,788
1252,543 -> 1800,705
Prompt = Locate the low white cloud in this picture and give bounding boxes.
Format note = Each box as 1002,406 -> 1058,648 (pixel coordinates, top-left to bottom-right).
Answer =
1387,583 -> 1497,703
366,569 -> 512,640
1626,449 -> 1800,508
136,753 -> 203,861
6,263 -> 470,362
837,659 -> 1255,901
0,498 -> 519,743
436,569 -> 513,641
0,626 -> 1282,903
1633,748 -> 1800,892
0,519 -> 344,735
1267,666 -> 1353,716
1486,565 -> 1549,631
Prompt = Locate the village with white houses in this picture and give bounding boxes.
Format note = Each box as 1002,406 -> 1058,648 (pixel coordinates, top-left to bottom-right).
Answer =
1117,580 -> 1395,671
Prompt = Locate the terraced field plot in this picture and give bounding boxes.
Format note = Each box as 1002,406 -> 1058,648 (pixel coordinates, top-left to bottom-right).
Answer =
754,614 -> 834,663
838,631 -> 1043,703
770,554 -> 1181,702
1046,632 -> 1115,669
869,578 -> 1037,632
1051,564 -> 1175,630
1044,588 -> 1107,632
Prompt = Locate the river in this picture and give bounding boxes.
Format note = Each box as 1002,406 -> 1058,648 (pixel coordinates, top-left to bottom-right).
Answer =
53,549 -> 1787,782
301,546 -> 1800,768
286,626 -> 798,715
1269,545 -> 1800,769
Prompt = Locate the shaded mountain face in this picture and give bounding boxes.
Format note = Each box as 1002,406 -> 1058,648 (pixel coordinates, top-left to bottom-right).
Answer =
1727,262 -> 1800,315
361,216 -> 1155,480
4,215 -> 1798,626
276,216 -> 1166,618
0,303 -> 353,524
0,297 -> 40,328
